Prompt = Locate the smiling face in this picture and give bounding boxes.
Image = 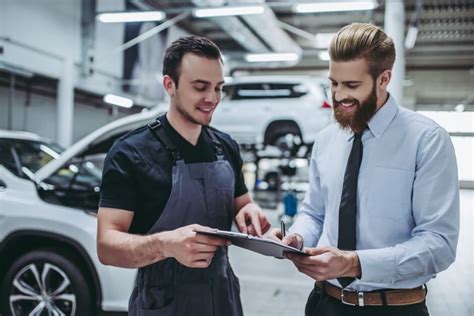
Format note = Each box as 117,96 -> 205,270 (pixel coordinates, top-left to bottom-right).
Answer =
329,58 -> 382,134
164,53 -> 225,127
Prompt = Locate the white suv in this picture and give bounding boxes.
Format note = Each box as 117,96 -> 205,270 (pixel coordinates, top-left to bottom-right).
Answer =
0,106 -> 163,315
211,76 -> 333,149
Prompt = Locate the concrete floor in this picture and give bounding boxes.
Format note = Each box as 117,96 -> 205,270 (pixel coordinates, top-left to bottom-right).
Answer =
229,189 -> 474,316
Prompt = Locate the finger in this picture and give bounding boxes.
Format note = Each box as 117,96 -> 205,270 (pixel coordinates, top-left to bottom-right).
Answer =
246,223 -> 256,236
267,229 -> 282,241
234,214 -> 247,234
304,246 -> 332,256
195,235 -> 230,246
193,244 -> 219,252
191,259 -> 212,268
259,213 -> 271,234
249,211 -> 262,236
193,252 -> 214,261
282,234 -> 297,246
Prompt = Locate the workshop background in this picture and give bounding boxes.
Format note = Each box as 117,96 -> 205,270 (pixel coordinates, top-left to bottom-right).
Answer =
0,0 -> 472,315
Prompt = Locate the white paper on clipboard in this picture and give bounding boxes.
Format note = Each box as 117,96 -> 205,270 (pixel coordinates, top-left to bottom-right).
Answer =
195,229 -> 308,259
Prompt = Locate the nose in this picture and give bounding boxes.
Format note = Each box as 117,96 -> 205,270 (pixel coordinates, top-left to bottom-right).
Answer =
204,91 -> 218,104
333,86 -> 348,103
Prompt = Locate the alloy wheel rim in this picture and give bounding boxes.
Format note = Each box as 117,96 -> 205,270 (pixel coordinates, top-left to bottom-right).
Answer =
9,262 -> 76,315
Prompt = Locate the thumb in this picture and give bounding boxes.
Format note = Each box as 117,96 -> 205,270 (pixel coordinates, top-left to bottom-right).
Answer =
304,246 -> 332,256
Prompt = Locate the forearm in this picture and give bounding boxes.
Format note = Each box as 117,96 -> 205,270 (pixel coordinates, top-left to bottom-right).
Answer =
98,230 -> 167,269
356,233 -> 456,283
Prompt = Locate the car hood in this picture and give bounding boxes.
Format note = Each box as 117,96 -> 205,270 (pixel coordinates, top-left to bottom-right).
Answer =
35,105 -> 166,182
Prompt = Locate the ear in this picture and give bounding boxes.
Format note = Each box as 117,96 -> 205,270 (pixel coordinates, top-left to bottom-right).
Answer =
378,70 -> 392,88
163,75 -> 176,97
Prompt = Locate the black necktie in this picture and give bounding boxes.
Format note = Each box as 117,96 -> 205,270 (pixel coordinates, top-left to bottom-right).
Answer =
337,133 -> 363,288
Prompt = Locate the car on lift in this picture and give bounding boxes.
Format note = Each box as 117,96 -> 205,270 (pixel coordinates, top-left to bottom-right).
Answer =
0,106 -> 163,315
211,76 -> 333,154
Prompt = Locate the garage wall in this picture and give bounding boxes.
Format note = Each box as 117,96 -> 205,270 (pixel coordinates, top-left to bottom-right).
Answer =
0,83 -> 131,142
1,0 -> 124,79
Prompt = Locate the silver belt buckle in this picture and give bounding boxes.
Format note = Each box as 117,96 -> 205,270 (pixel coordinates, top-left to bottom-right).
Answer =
340,289 -> 365,306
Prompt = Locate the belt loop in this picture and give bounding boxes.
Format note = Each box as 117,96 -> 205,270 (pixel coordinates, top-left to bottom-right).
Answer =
380,290 -> 388,306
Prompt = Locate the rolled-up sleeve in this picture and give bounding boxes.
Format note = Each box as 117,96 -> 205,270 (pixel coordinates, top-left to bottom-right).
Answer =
356,127 -> 460,283
289,138 -> 325,247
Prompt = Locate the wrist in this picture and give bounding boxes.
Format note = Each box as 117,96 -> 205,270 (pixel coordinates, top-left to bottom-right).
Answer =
154,231 -> 171,260
345,251 -> 361,278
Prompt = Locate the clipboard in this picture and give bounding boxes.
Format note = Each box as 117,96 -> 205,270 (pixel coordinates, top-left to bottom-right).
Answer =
195,229 -> 308,259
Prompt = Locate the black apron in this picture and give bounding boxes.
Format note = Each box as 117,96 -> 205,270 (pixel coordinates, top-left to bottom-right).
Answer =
128,119 -> 243,316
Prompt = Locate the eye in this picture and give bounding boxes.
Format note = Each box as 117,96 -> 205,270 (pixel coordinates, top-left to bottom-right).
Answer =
347,84 -> 359,89
330,81 -> 338,87
194,86 -> 206,92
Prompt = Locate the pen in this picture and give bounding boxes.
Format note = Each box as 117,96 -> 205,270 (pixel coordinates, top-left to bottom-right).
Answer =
281,220 -> 286,239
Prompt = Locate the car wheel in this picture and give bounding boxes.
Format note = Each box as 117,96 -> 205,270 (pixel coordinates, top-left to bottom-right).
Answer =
273,133 -> 302,155
0,249 -> 94,315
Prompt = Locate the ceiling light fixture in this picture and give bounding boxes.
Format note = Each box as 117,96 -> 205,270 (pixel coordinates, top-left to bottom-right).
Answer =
193,5 -> 265,18
103,94 -> 134,108
318,51 -> 330,61
293,1 -> 378,13
97,11 -> 166,23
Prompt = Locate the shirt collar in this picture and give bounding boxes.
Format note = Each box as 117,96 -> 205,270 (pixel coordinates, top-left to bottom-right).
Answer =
345,94 -> 399,141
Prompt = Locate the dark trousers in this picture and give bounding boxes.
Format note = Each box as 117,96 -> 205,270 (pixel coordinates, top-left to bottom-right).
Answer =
305,284 -> 430,316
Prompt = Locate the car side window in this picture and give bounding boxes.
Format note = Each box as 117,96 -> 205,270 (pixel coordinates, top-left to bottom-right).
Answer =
0,140 -> 22,177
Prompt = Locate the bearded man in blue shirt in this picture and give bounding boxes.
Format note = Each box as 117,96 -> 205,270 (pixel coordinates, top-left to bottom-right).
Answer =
272,23 -> 460,316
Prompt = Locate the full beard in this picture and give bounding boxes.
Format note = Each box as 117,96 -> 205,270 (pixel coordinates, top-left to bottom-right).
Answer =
333,82 -> 378,134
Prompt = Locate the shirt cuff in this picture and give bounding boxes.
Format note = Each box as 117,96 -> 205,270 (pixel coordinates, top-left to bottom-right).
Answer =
356,248 -> 396,284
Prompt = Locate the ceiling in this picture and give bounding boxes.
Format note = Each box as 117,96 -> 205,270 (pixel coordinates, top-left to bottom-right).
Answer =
129,0 -> 474,109
138,0 -> 474,71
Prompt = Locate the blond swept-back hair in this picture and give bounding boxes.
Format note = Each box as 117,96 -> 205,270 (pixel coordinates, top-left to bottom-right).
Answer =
329,23 -> 395,79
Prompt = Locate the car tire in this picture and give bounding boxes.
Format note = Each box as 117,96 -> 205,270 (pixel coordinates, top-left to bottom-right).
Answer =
0,249 -> 94,316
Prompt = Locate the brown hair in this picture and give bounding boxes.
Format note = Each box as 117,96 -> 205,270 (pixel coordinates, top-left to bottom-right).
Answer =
329,23 -> 395,79
163,35 -> 222,87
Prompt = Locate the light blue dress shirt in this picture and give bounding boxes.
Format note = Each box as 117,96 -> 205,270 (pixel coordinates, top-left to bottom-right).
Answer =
290,95 -> 460,291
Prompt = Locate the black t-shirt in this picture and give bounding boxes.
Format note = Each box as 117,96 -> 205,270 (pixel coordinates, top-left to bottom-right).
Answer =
99,115 -> 248,234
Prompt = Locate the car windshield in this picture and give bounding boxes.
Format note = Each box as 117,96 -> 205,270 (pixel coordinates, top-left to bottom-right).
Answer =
222,82 -> 309,100
0,138 -> 64,178
39,155 -> 103,211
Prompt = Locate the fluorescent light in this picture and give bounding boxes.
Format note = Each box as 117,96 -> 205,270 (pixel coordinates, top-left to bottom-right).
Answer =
315,33 -> 336,49
245,53 -> 299,63
405,25 -> 418,49
103,94 -> 134,108
97,11 -> 165,23
294,1 -> 378,13
193,5 -> 265,18
318,51 -> 330,61
454,104 -> 465,112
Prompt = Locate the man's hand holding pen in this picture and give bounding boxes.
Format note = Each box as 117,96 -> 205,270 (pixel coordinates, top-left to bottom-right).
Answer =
268,222 -> 304,251
268,224 -> 361,281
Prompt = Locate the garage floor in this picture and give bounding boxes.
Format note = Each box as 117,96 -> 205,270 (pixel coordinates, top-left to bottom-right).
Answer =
229,189 -> 474,316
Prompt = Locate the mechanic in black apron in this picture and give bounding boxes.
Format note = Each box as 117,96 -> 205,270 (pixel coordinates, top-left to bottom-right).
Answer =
128,119 -> 242,315
97,36 -> 270,316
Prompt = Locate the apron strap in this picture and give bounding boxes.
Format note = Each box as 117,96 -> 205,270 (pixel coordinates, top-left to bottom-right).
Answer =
204,127 -> 224,160
147,117 -> 182,163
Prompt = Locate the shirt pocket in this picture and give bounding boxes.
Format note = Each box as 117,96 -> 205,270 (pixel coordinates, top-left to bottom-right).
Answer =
368,166 -> 414,223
